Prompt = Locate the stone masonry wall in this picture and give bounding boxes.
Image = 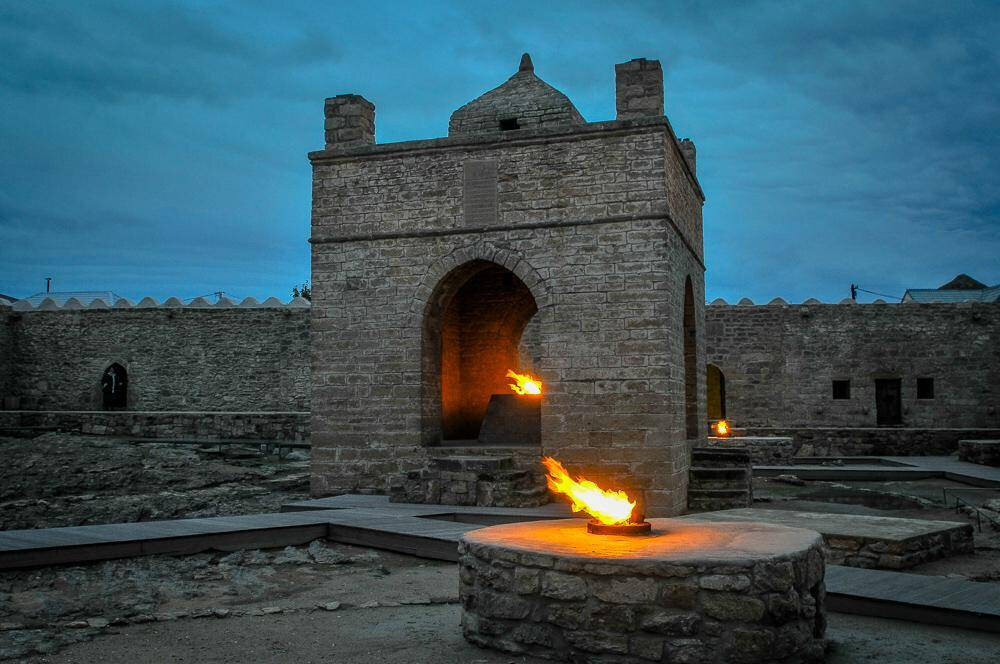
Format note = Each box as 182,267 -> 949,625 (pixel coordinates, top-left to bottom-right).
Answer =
0,410 -> 308,442
5,306 -> 310,412
310,118 -> 705,516
741,427 -> 1000,457
706,302 -> 1000,430
0,305 -> 12,406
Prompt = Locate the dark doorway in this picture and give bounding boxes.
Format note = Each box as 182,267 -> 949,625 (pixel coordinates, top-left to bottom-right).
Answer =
875,378 -> 902,426
706,364 -> 726,421
422,261 -> 539,444
683,277 -> 698,439
101,363 -> 128,410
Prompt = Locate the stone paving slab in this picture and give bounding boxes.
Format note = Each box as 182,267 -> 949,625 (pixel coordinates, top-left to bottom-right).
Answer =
678,508 -> 969,541
756,455 -> 1000,487
281,493 -> 575,517
678,508 -> 973,570
825,565 -> 1000,633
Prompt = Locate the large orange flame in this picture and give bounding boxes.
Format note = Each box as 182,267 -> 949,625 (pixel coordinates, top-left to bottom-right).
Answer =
714,420 -> 730,437
541,456 -> 636,525
507,369 -> 541,395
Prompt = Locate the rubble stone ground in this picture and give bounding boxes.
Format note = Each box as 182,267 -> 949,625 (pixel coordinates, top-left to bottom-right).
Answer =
0,433 -> 310,530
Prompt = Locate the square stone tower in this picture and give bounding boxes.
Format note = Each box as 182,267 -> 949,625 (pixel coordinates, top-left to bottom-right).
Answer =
309,54 -> 705,516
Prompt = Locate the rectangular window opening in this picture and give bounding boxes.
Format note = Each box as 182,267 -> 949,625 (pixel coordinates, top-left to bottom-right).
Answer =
832,379 -> 850,400
917,377 -> 934,399
499,118 -> 519,131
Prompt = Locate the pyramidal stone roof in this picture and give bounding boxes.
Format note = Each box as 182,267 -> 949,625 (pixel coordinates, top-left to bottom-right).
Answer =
448,53 -> 585,136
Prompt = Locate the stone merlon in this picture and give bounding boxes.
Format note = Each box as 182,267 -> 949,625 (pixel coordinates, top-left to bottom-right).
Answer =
615,57 -> 664,119
324,94 -> 375,149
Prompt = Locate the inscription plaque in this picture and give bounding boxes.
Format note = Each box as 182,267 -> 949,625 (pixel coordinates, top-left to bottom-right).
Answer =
463,160 -> 498,226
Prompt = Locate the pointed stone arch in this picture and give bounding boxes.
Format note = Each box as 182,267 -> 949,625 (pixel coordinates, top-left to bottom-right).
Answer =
415,243 -> 549,446
409,241 -> 551,327
100,361 -> 129,410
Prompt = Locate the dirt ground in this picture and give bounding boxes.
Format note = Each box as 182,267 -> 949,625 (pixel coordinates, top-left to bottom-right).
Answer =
0,433 -> 310,530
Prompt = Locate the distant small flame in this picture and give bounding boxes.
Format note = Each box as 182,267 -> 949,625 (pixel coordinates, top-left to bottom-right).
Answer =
715,420 -> 730,436
507,369 -> 541,395
541,456 -> 636,525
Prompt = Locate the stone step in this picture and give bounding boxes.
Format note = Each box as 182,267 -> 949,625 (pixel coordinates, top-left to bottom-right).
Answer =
689,465 -> 752,491
690,449 -> 751,468
689,479 -> 751,491
687,488 -> 753,513
688,467 -> 750,479
687,488 -> 751,499
429,455 -> 514,473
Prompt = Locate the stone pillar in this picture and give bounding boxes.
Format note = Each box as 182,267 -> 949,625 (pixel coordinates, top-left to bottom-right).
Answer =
324,94 -> 375,149
615,58 -> 664,119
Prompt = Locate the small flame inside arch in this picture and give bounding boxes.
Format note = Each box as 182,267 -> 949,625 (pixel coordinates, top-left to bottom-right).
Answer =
507,369 -> 541,395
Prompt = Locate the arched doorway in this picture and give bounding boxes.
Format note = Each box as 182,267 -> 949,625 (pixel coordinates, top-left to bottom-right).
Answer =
101,363 -> 128,410
707,363 -> 726,421
683,276 -> 698,439
422,261 -> 539,444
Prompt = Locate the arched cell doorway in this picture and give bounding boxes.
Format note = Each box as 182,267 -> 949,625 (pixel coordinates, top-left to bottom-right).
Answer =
422,260 -> 539,445
101,363 -> 128,410
707,363 -> 726,421
683,276 -> 698,439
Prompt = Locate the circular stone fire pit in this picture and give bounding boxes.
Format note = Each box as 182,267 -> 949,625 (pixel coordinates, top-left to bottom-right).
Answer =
459,519 -> 826,663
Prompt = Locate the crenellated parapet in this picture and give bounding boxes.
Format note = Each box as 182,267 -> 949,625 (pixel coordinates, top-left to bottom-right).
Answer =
709,297 -> 917,306
11,296 -> 311,312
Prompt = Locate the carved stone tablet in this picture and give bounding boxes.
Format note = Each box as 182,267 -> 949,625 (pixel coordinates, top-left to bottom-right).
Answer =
463,160 -> 498,226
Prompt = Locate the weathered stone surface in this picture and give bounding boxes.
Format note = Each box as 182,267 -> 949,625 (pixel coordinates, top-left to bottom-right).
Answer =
697,574 -> 750,591
639,608 -> 700,635
540,571 -> 588,600
700,593 -> 765,622
591,577 -> 659,604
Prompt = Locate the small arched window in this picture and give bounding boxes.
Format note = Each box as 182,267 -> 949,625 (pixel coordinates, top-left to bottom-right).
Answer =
101,363 -> 128,410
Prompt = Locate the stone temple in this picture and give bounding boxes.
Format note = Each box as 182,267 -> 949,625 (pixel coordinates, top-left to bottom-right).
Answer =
309,54 -> 706,516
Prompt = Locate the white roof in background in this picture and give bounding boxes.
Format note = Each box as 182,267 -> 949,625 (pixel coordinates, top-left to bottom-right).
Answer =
20,291 -> 125,306
902,286 -> 1000,303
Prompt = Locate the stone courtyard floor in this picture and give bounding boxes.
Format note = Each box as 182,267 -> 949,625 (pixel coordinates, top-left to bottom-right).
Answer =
2,435 -> 999,661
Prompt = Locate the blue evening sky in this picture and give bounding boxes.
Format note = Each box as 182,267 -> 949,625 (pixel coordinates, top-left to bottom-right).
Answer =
1,1 -> 998,303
